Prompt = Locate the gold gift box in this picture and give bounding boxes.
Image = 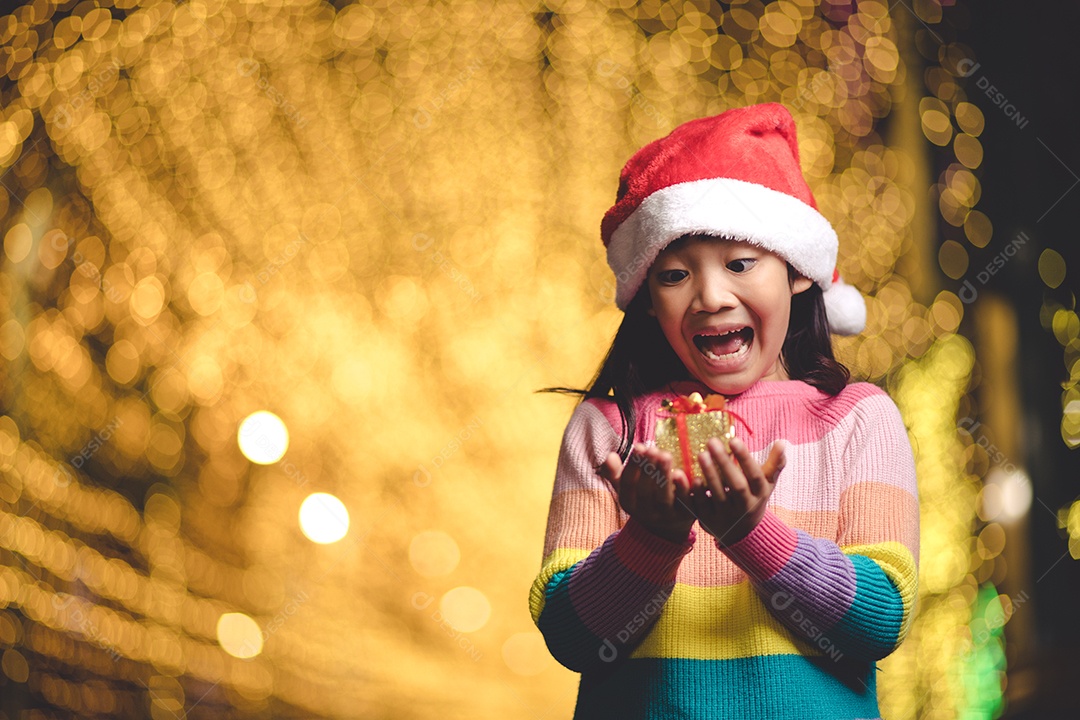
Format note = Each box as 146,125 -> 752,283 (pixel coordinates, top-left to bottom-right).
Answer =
654,392 -> 736,481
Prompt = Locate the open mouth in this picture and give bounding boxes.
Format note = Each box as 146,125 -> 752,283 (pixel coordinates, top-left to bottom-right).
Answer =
692,327 -> 753,362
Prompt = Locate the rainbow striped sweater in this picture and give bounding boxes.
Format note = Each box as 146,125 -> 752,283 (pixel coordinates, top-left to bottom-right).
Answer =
529,378 -> 919,719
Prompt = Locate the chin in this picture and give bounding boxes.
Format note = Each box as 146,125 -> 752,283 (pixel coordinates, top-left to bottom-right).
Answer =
678,348 -> 761,397
687,369 -> 755,396
710,379 -> 754,396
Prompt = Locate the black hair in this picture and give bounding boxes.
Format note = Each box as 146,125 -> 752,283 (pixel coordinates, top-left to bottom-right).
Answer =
537,261 -> 850,462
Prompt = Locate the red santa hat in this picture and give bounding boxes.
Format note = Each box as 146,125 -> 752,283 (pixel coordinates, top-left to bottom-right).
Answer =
601,102 -> 866,336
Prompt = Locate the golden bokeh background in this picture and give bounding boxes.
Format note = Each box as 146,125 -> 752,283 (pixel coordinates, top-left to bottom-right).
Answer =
0,0 -> 1070,717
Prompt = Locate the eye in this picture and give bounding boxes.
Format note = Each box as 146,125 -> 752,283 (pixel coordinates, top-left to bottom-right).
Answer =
727,258 -> 757,273
655,269 -> 687,284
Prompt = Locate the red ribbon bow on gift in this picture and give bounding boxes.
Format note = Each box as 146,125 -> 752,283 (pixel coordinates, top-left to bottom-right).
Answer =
657,392 -> 754,478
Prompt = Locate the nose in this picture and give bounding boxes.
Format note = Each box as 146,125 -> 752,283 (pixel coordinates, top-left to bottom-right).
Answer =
690,269 -> 738,313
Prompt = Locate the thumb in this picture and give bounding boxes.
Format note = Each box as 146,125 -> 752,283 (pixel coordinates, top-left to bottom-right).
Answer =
598,452 -> 623,489
762,440 -> 787,485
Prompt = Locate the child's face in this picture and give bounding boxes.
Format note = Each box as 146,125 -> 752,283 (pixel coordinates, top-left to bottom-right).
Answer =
646,235 -> 813,395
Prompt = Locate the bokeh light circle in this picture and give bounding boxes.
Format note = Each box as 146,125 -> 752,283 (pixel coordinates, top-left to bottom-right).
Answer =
438,586 -> 491,632
299,493 -> 350,544
409,530 -> 461,577
502,631 -> 551,676
217,612 -> 263,659
238,411 -> 289,464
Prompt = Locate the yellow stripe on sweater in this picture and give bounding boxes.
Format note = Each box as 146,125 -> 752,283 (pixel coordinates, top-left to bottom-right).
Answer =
530,541 -> 916,659
626,582 -> 822,661
530,552 -> 820,661
529,548 -> 593,624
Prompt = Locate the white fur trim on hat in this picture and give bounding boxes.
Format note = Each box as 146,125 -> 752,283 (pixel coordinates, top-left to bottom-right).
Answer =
607,177 -> 838,311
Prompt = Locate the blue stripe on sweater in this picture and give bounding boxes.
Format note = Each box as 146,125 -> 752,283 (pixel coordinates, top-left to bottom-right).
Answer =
828,554 -> 905,661
572,655 -> 880,720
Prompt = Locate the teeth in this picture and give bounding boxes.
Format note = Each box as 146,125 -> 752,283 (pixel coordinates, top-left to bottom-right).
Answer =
700,341 -> 750,362
700,327 -> 744,338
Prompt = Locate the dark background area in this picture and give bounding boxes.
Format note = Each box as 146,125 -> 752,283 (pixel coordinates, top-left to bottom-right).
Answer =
962,3 -> 1079,717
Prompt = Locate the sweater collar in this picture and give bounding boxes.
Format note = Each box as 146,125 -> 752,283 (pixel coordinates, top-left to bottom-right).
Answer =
662,377 -> 823,402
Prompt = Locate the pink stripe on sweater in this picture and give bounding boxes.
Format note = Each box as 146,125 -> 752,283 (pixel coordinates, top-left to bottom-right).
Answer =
566,516 -> 695,639
590,379 -> 891,454
717,510 -> 798,581
674,505 -> 839,586
613,515 -> 697,583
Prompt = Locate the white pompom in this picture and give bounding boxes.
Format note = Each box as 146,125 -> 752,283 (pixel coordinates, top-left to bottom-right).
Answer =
822,279 -> 866,336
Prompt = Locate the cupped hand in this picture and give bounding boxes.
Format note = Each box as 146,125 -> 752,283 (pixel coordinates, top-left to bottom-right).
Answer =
599,444 -> 697,544
689,436 -> 787,547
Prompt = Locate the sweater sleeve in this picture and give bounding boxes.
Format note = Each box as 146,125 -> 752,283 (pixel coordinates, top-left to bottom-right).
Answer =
716,392 -> 920,662
529,399 -> 696,674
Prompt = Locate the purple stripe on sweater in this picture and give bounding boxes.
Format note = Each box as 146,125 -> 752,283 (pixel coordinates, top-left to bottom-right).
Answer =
756,529 -> 857,633
566,519 -> 691,640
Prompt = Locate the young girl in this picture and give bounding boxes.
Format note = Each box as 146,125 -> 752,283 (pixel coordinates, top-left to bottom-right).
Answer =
530,103 -> 919,719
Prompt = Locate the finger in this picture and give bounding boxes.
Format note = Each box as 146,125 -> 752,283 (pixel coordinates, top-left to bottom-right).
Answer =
598,452 -> 627,513
681,465 -> 704,509
688,481 -> 716,526
670,465 -> 693,494
631,446 -> 662,510
760,440 -> 788,487
683,465 -> 703,494
657,452 -> 676,509
670,468 -> 697,519
643,449 -> 673,509
711,437 -> 749,498
669,467 -> 691,496
698,444 -> 727,502
598,452 -> 623,489
728,437 -> 764,496
620,444 -> 648,514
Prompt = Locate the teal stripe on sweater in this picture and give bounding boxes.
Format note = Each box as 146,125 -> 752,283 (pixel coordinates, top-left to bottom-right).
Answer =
537,562 -> 609,673
828,554 -> 905,660
572,655 -> 880,720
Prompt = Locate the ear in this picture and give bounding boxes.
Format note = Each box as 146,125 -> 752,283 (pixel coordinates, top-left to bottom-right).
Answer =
646,305 -> 656,317
792,275 -> 813,295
